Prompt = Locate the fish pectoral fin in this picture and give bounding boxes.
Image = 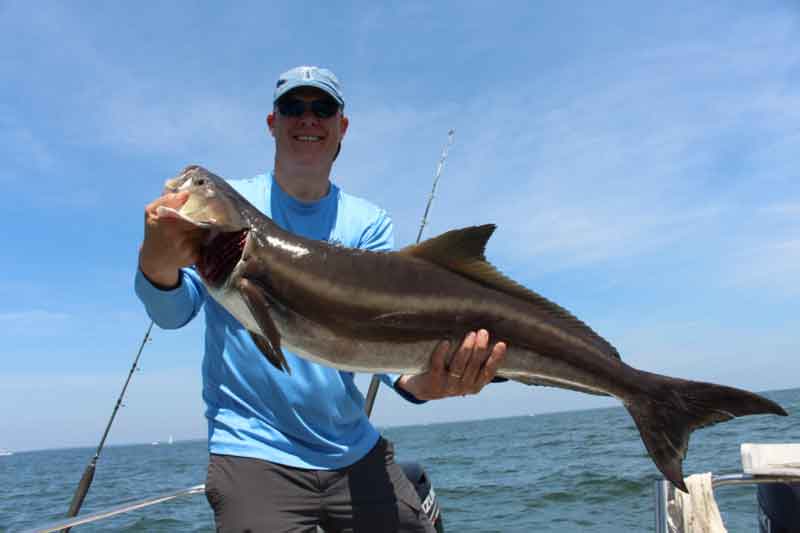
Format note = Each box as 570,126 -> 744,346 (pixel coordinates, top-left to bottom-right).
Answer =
239,277 -> 291,374
249,331 -> 289,374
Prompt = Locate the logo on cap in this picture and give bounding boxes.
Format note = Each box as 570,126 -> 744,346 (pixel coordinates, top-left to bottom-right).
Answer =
273,65 -> 345,107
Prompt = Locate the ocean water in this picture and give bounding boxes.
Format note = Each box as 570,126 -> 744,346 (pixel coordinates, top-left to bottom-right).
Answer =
2,387 -> 797,532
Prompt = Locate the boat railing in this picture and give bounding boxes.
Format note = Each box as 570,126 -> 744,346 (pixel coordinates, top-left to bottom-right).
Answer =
21,484 -> 353,533
654,473 -> 800,533
21,471 -> 800,531
20,484 -> 206,533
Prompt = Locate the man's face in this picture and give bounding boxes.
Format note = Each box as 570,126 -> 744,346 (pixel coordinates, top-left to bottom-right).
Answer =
267,87 -> 348,170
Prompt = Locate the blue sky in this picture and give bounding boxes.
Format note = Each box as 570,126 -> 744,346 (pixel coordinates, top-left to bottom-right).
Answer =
1,1 -> 798,451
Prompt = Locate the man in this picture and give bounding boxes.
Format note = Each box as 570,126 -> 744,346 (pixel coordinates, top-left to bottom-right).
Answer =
136,66 -> 506,532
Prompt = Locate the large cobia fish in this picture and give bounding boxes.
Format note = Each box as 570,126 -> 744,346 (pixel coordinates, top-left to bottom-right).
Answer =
161,165 -> 786,492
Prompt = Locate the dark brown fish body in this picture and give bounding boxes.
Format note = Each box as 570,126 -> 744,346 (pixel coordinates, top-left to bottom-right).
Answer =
164,165 -> 787,492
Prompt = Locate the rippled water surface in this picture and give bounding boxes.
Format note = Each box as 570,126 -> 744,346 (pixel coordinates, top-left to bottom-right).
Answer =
2,388 -> 797,532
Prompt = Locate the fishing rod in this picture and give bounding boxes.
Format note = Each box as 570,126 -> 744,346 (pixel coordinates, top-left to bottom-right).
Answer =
365,128 -> 456,418
61,320 -> 154,532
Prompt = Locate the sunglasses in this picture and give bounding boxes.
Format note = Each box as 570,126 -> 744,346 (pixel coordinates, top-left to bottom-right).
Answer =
276,98 -> 340,119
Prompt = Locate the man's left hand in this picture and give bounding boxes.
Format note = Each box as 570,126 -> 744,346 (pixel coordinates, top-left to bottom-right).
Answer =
396,329 -> 506,401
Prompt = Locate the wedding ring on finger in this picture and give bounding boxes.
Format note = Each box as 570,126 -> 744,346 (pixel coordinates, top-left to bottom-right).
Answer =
448,370 -> 463,380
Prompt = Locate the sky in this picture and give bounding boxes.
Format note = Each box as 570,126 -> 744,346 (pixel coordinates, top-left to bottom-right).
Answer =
1,1 -> 798,452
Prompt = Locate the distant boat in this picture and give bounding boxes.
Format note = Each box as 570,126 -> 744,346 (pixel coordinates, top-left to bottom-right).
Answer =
0,448 -> 12,456
151,441 -> 160,446
168,435 -> 174,445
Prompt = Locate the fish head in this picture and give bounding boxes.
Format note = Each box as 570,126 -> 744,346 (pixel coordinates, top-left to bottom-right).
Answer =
163,165 -> 248,232
164,165 -> 252,289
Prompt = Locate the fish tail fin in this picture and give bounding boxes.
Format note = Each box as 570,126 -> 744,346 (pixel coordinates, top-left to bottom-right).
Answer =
625,372 -> 787,492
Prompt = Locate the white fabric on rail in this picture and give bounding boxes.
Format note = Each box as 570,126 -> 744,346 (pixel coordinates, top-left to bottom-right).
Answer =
667,473 -> 727,533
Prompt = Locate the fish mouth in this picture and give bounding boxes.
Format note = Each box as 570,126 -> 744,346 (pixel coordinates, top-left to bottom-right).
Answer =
198,229 -> 249,287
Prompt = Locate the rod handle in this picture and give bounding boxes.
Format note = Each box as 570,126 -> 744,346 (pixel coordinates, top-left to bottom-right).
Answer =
62,461 -> 96,531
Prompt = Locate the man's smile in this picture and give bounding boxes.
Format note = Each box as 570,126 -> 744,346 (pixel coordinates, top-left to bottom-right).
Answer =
293,135 -> 323,142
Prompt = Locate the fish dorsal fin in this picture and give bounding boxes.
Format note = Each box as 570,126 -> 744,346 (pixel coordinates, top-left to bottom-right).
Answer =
401,224 -> 495,265
400,224 -> 621,360
400,224 -> 542,303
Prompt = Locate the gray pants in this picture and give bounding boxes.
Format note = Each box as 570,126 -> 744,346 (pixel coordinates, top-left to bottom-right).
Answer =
205,438 -> 435,533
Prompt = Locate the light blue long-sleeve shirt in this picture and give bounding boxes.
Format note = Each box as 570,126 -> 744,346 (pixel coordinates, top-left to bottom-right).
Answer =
135,172 -> 423,469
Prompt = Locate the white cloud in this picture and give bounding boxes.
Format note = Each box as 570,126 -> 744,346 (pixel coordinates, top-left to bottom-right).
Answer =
496,204 -> 725,269
0,309 -> 70,324
91,88 -> 257,156
0,368 -> 205,451
759,202 -> 800,218
332,14 -> 799,287
614,317 -> 800,390
1,3 -> 270,181
0,123 -> 56,179
714,200 -> 800,294
0,280 -> 41,296
724,239 -> 800,294
414,15 -> 800,279
0,310 -> 74,342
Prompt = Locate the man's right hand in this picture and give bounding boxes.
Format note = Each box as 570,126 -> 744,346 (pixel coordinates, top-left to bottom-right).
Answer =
138,191 -> 207,289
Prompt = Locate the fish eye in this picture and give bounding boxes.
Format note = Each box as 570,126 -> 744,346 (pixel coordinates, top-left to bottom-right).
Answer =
195,177 -> 206,186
